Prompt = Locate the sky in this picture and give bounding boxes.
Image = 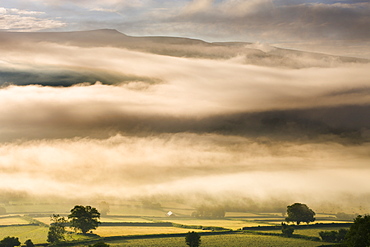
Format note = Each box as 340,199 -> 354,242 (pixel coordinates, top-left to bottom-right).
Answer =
0,1 -> 370,213
0,0 -> 370,58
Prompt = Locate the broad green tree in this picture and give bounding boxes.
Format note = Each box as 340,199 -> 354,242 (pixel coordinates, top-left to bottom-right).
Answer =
47,214 -> 67,244
285,203 -> 315,225
68,205 -> 101,234
344,214 -> 370,247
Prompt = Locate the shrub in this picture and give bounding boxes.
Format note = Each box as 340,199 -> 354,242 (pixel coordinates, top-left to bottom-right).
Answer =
185,231 -> 201,247
319,229 -> 348,243
281,223 -> 294,237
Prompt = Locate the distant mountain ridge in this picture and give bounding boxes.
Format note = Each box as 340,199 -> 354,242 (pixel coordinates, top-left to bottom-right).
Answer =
0,29 -> 368,68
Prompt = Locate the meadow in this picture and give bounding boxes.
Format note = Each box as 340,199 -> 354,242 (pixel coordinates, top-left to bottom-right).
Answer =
105,233 -> 329,247
0,202 -> 352,246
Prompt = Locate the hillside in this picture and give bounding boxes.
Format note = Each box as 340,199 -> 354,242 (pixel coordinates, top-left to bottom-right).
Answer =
0,29 -> 368,68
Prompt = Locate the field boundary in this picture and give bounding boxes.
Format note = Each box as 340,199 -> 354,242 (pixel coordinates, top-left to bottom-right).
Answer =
242,223 -> 352,231
40,230 -> 238,246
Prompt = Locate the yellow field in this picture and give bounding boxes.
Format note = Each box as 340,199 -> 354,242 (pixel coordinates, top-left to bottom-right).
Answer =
32,217 -> 51,225
163,218 -> 271,230
94,226 -> 205,237
0,217 -> 30,225
100,217 -> 153,223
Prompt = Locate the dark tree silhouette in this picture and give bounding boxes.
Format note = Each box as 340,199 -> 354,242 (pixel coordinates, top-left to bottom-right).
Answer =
319,229 -> 348,243
89,241 -> 110,247
344,214 -> 370,247
24,239 -> 34,247
0,237 -> 20,247
185,231 -> 201,247
281,223 -> 294,237
47,214 -> 67,244
68,205 -> 101,234
285,203 -> 315,225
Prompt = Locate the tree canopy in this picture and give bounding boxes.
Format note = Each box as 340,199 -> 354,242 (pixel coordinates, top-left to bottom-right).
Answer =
185,231 -> 201,247
0,237 -> 20,247
24,240 -> 34,247
47,214 -> 67,243
68,205 -> 101,234
285,203 -> 315,225
344,214 -> 370,247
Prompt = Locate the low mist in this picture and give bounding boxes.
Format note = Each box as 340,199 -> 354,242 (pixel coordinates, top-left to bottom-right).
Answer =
0,31 -> 369,213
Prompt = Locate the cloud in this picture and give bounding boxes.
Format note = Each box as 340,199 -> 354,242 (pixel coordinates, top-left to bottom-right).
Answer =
0,7 -> 65,31
0,30 -> 369,211
182,0 -> 214,15
2,1 -> 369,58
0,7 -> 44,15
150,1 -> 369,58
173,1 -> 370,41
0,134 -> 369,211
0,38 -> 369,141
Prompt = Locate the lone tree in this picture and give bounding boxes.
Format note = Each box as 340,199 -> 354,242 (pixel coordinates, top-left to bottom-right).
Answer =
47,214 -> 67,244
185,231 -> 201,247
68,205 -> 101,234
24,240 -> 34,247
0,237 -> 21,247
344,214 -> 370,247
285,203 -> 315,225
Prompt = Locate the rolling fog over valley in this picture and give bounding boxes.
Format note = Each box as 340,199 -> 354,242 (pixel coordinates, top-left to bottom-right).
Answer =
0,28 -> 369,213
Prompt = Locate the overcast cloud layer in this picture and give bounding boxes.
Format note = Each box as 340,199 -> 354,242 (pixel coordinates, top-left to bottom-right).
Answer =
1,0 -> 370,58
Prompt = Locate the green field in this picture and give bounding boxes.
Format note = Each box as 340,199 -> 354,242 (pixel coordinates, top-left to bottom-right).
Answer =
0,225 -> 48,244
0,202 -> 354,246
265,226 -> 350,238
106,233 -> 329,247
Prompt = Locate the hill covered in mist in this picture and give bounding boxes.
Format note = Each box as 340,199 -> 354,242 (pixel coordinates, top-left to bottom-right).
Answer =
0,29 -> 369,212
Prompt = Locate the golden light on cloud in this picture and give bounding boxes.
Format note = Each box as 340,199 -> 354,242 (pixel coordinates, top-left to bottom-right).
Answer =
0,29 -> 369,212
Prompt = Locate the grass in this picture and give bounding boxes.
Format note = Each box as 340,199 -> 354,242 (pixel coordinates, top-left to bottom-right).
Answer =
105,232 -> 329,247
5,203 -> 73,214
0,216 -> 30,225
32,217 -> 52,225
0,204 -> 352,247
0,225 -> 96,245
94,226 -> 205,237
0,225 -> 48,244
265,226 -> 350,238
